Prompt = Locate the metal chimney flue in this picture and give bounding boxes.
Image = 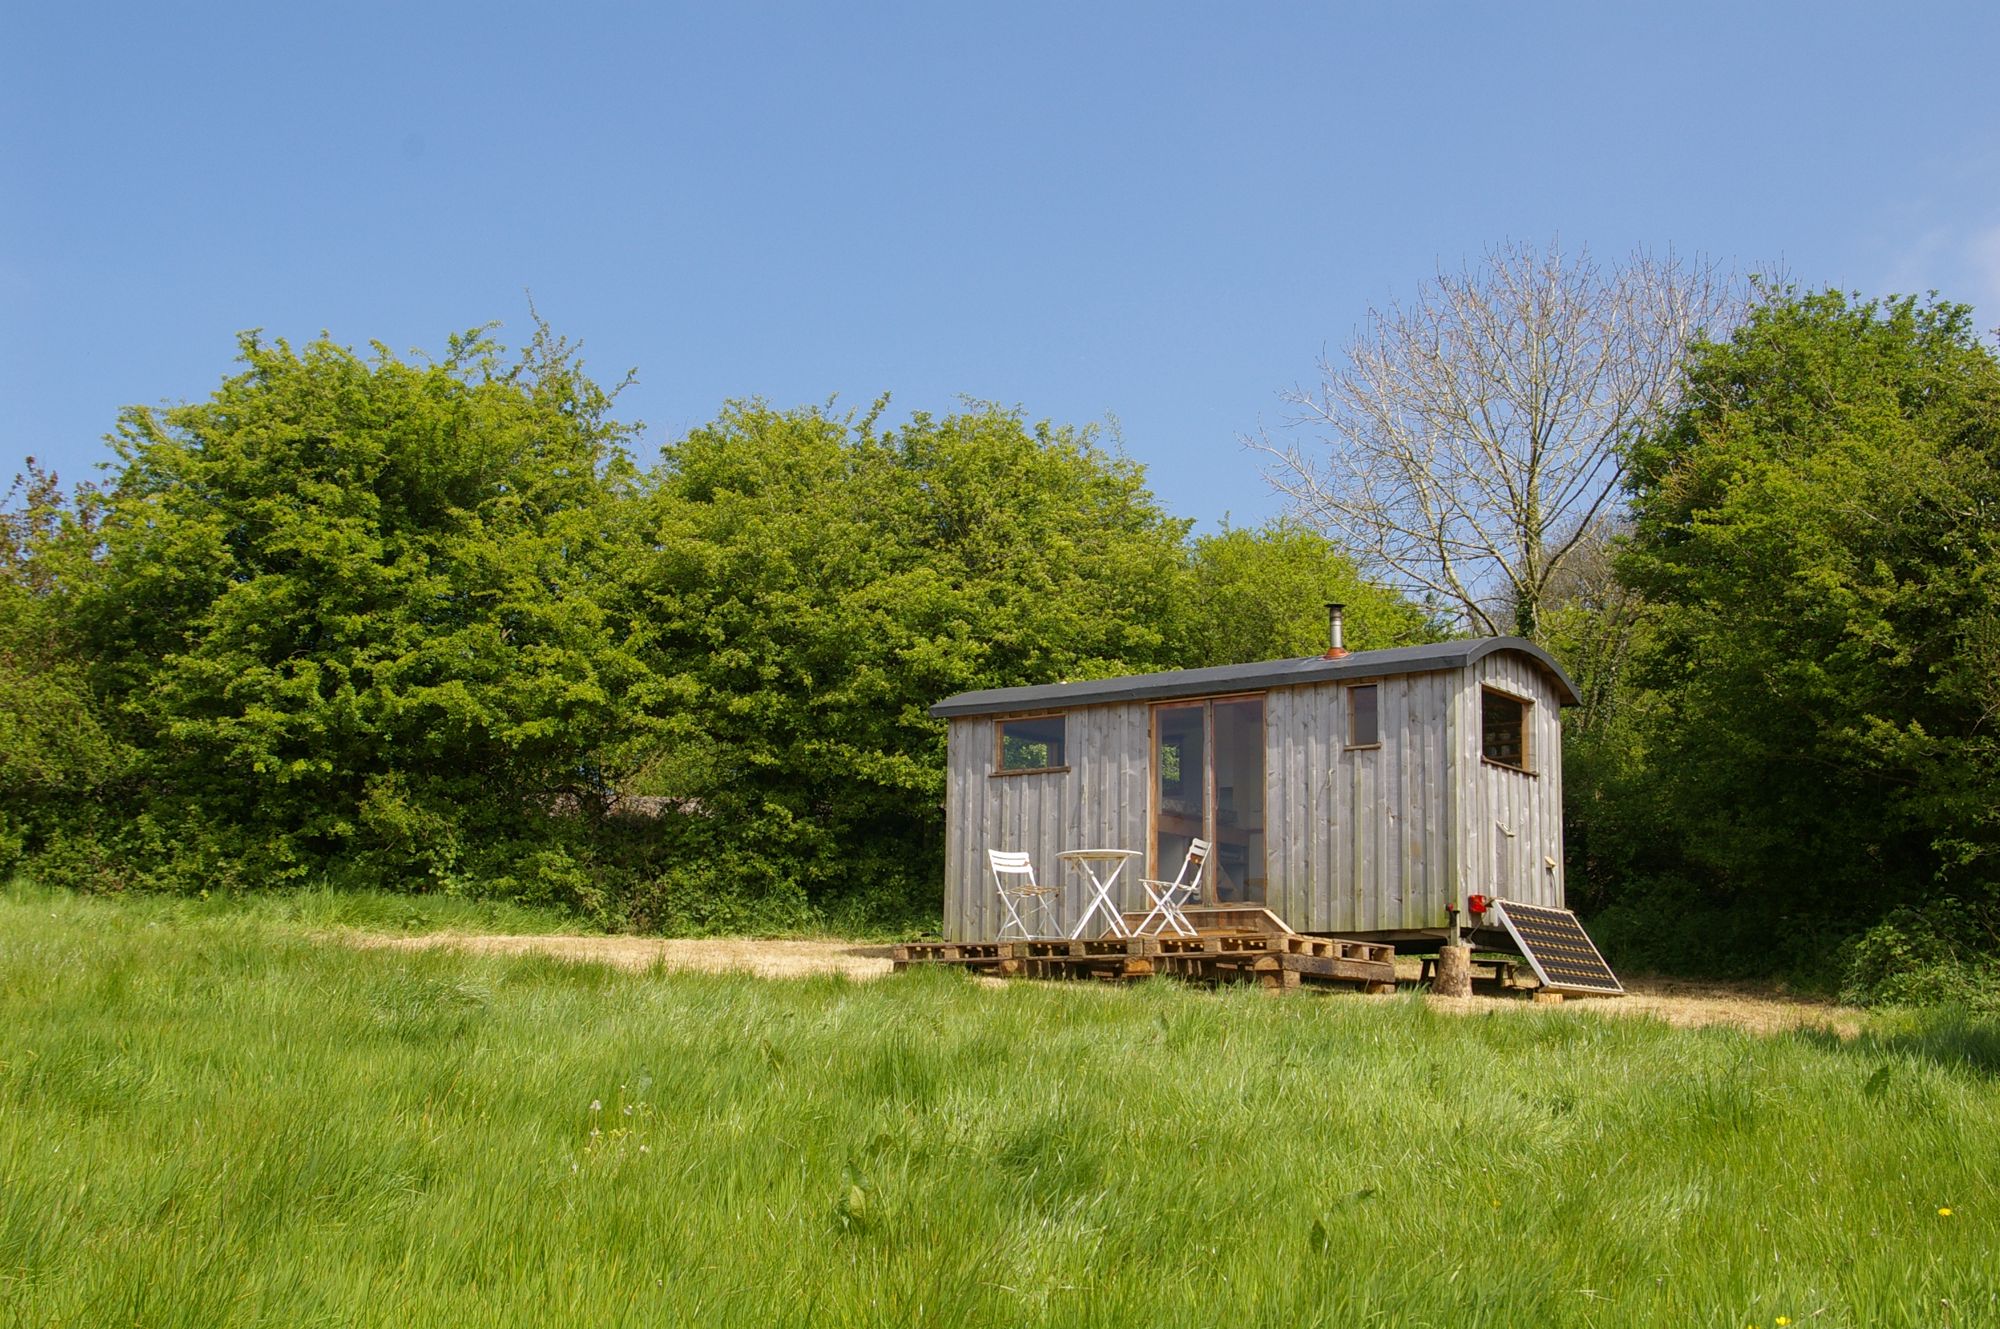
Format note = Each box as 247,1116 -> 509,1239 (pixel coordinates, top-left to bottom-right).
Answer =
1324,602 -> 1348,659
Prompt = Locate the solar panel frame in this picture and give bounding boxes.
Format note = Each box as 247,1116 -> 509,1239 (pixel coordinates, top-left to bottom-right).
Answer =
1489,900 -> 1624,995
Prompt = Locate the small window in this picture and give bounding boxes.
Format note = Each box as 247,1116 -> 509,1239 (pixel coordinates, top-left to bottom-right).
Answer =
1482,688 -> 1529,770
1346,684 -> 1379,747
996,715 -> 1067,772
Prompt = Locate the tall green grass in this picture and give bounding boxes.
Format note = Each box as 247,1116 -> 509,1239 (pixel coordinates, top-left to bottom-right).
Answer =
1,876 -> 591,937
2,886 -> 1994,1327
2,873 -> 928,942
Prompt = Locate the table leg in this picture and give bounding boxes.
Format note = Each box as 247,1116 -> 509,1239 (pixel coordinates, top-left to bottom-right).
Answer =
1098,861 -> 1133,938
1070,885 -> 1116,939
1068,863 -> 1134,940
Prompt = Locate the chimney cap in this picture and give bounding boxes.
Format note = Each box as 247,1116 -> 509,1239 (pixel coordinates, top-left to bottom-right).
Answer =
1324,602 -> 1349,659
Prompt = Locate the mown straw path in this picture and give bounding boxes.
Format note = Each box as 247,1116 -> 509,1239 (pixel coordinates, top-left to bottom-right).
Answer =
350,931 -> 1867,1037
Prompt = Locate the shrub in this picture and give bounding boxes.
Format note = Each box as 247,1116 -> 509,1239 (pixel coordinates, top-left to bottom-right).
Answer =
1840,900 -> 2000,1011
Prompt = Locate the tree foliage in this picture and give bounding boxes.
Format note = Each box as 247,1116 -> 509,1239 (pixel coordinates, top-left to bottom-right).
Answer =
618,409 -> 1442,928
1602,287 -> 2000,966
0,462 -> 121,869
625,402 -> 1192,927
5,330 -> 1433,931
61,327 -> 652,894
1179,518 -> 1441,665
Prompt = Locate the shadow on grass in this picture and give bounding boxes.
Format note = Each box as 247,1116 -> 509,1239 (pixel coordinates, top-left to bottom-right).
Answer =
1797,1006 -> 2000,1078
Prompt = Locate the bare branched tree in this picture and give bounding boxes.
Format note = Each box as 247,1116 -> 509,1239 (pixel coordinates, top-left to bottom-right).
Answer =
1254,240 -> 1736,639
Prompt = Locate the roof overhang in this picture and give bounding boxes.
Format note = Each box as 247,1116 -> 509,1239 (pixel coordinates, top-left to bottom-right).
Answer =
929,636 -> 1580,718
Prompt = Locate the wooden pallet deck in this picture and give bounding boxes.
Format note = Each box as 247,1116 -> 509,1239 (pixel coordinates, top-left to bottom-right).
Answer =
893,931 -> 1395,992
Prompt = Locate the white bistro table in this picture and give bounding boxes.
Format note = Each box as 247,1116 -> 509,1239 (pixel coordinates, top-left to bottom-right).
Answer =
1057,848 -> 1142,940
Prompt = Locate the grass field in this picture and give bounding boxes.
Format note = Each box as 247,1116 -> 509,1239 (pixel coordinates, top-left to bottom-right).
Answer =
2,884 -> 1995,1328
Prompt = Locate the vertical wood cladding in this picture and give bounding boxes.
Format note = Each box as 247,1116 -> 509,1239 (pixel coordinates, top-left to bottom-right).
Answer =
942,650 -> 1566,939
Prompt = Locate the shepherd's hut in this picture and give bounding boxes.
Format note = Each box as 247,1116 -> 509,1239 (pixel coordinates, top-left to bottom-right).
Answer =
930,614 -> 1578,946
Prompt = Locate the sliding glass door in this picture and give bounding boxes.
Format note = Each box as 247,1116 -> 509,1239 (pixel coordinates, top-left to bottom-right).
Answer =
1151,696 -> 1266,904
1153,704 -> 1207,899
1212,698 -> 1267,903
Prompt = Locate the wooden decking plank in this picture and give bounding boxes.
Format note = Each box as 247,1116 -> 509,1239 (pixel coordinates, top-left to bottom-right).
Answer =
1278,951 -> 1396,984
898,920 -> 1396,992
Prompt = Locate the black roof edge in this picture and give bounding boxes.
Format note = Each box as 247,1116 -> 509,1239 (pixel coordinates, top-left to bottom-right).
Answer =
929,636 -> 1580,718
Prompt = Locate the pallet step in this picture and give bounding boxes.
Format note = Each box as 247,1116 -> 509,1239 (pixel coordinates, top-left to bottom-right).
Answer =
891,942 -> 1006,971
896,929 -> 1396,992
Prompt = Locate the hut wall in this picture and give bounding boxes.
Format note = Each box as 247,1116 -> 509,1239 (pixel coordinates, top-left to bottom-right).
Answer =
1455,652 -> 1566,910
1263,669 -> 1457,934
942,702 -> 1151,939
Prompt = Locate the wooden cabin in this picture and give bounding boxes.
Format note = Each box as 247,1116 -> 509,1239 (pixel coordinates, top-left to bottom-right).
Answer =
930,635 -> 1579,944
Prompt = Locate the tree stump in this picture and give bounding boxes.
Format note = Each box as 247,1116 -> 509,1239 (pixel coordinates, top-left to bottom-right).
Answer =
1432,944 -> 1473,997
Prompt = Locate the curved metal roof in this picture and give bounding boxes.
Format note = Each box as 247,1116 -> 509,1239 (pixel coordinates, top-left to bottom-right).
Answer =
929,636 -> 1579,718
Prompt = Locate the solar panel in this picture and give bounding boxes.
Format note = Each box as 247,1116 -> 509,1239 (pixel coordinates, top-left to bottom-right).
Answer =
1489,900 -> 1624,995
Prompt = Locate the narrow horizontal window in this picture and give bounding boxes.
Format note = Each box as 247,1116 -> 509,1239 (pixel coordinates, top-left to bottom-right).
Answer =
1481,688 -> 1529,771
996,715 -> 1067,772
1347,684 -> 1379,747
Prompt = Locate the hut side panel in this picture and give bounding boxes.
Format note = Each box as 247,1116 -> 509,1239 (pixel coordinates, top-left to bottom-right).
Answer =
1391,669 -> 1457,929
1262,684 -> 1332,931
1449,662 -> 1479,917
941,703 -> 1151,940
1073,701 -> 1152,912
1263,671 -> 1456,935
943,718 -> 999,939
943,719 -> 971,935
1466,653 -> 1566,910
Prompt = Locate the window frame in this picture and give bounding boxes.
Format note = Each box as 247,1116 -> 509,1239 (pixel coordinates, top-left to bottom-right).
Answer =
991,711 -> 1071,776
1480,685 -> 1534,774
1344,682 -> 1381,750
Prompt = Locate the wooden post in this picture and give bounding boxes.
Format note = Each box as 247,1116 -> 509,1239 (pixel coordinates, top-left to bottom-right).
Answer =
1433,944 -> 1472,997
1432,901 -> 1472,996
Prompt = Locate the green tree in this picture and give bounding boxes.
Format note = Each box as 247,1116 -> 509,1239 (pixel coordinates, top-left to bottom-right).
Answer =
1178,517 -> 1440,664
0,462 -> 121,870
15,327 -> 1438,933
622,401 -> 1196,927
1615,287 -> 2000,959
69,327 -> 653,895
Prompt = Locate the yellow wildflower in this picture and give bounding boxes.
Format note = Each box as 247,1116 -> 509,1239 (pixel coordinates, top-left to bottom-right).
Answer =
1939,1207 -> 1953,1217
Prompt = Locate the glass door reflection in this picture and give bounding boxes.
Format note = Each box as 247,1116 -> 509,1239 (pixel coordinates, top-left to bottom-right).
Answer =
1151,696 -> 1265,905
1152,703 -> 1206,899
1212,697 -> 1266,904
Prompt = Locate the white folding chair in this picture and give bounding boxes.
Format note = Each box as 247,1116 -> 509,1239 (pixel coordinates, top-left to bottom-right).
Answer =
1134,838 -> 1210,937
989,850 -> 1060,940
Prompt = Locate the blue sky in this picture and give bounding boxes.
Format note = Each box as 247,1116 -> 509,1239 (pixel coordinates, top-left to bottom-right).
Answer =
6,2 -> 1998,528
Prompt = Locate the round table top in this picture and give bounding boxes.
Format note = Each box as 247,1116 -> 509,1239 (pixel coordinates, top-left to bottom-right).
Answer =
1055,847 -> 1142,862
